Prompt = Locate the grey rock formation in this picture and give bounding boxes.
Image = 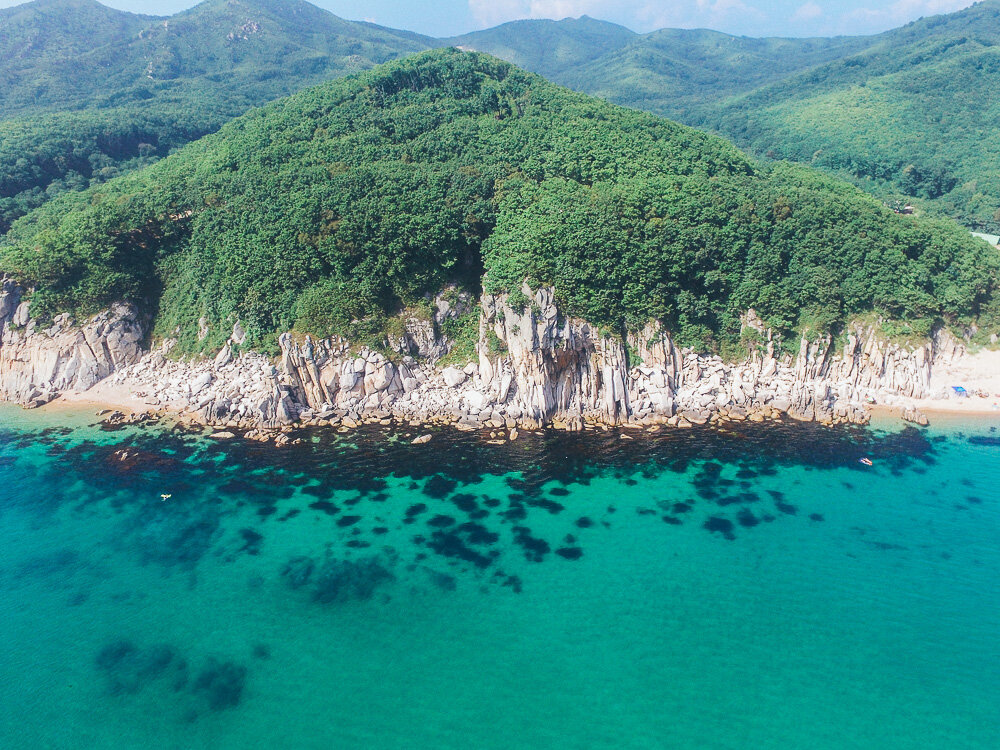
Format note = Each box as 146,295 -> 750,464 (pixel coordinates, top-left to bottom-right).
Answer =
0,276 -> 971,429
0,277 -> 144,407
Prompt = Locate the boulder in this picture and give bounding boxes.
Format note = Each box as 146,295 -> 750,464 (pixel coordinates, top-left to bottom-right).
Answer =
466,390 -> 488,410
443,367 -> 467,388
191,372 -> 213,394
214,344 -> 233,370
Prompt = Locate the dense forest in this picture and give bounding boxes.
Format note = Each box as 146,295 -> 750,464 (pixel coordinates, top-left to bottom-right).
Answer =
5,0 -> 1000,235
693,1 -> 1000,232
2,51 -> 996,357
452,1 -> 1000,233
0,0 -> 428,231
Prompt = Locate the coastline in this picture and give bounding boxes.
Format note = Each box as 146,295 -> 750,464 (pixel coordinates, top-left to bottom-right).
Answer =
5,280 -> 999,437
34,368 -> 1000,439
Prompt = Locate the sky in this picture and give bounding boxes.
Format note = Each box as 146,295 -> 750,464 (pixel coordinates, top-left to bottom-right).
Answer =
0,0 -> 980,38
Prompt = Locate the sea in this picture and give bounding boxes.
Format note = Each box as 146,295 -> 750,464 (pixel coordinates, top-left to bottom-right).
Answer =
0,403 -> 997,749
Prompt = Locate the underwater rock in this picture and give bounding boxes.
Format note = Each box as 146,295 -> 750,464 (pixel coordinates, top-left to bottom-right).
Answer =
311,556 -> 395,604
192,658 -> 247,711
281,556 -> 315,589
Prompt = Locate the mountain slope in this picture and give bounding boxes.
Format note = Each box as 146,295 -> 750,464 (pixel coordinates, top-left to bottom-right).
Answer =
2,50 -> 995,356
449,3 -> 1000,231
0,0 -> 151,83
452,19 -> 875,121
444,16 -> 636,81
0,0 -> 430,232
0,0 -> 431,117
563,28 -> 876,119
696,0 -> 1000,230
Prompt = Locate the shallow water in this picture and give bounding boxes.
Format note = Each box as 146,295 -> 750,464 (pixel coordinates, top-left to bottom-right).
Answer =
0,405 -> 998,749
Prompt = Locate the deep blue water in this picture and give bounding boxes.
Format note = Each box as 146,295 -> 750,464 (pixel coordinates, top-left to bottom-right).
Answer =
1,405 -> 998,749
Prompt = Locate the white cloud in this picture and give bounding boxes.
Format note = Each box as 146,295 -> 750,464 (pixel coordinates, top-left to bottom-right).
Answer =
468,0 -> 611,27
842,0 -> 975,29
792,2 -> 823,21
466,0 -> 976,35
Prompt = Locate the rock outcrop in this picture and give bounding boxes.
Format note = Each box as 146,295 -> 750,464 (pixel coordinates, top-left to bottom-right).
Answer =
0,278 -> 974,429
0,277 -> 144,407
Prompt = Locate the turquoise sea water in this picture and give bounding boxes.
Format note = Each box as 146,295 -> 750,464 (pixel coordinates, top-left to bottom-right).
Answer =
0,405 -> 997,749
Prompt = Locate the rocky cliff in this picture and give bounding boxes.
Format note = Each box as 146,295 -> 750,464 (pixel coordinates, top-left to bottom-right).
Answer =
0,277 -> 145,407
0,279 -> 967,429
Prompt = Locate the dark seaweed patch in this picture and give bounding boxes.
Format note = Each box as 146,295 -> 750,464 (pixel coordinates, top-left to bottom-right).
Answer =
192,659 -> 247,711
281,556 -> 315,589
95,640 -> 188,698
512,526 -> 550,562
309,500 -> 339,516
424,525 -> 498,569
704,517 -> 735,540
423,475 -> 458,499
968,436 -> 1000,447
427,514 -> 456,528
450,493 -> 479,513
528,498 -> 564,514
426,569 -> 457,591
237,528 -> 263,556
311,556 -> 395,604
555,547 -> 583,560
774,500 -> 798,516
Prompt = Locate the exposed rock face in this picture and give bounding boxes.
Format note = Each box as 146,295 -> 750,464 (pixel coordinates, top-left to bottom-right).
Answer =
477,286 -> 632,427
0,278 -> 144,407
0,277 -> 974,429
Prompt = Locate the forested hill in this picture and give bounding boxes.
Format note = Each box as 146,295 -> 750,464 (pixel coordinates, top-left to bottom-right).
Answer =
0,0 -> 428,232
447,22 -> 874,121
0,0 -> 429,117
0,0 -> 153,116
6,0 -> 1000,240
444,16 -> 637,83
449,1 -> 1000,233
694,0 -> 1000,232
2,50 -> 996,358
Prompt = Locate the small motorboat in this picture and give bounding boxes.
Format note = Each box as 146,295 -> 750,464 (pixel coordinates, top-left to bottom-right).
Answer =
859,458 -> 873,467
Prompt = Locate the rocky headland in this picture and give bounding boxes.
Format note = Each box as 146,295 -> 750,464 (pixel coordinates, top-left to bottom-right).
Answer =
1,275 -> 991,438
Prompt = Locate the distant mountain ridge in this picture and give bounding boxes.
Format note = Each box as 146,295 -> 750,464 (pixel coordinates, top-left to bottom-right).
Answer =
447,22 -> 876,119
0,0 -> 430,232
0,0 -> 430,116
450,1 -> 1000,231
3,0 -> 1000,234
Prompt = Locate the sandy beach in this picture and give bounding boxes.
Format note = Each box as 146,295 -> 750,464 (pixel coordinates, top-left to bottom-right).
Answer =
913,347 -> 1000,415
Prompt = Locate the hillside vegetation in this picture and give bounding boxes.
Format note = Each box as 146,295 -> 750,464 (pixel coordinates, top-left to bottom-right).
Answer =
453,1 -> 1000,232
0,0 -> 427,231
696,1 -> 1000,232
449,21 -> 873,121
2,51 -> 996,356
7,0 -> 1000,237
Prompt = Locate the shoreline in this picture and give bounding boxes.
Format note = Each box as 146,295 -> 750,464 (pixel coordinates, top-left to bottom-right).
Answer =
30,379 -> 1000,441
7,294 -> 999,438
